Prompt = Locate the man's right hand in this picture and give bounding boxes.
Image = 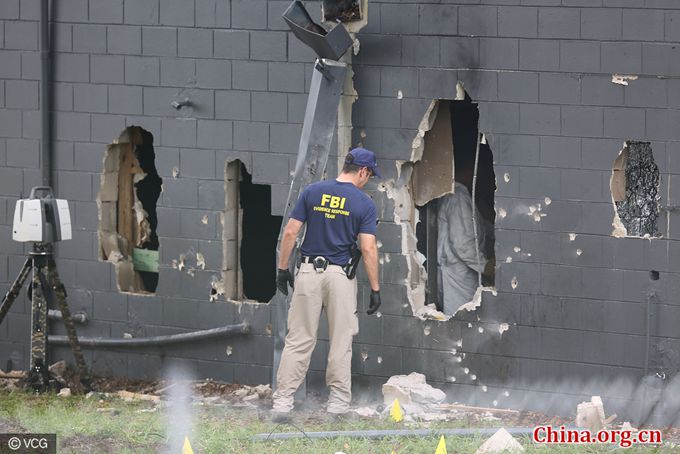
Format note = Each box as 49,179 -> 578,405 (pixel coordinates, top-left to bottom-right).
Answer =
367,290 -> 381,315
276,268 -> 294,296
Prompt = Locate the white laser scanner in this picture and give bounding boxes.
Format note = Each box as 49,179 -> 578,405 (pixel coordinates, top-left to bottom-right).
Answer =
13,186 -> 72,243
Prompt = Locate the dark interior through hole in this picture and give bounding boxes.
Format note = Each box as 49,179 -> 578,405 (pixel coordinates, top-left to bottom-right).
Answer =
416,98 -> 496,311
323,0 -> 361,22
239,164 -> 282,302
132,129 -> 162,293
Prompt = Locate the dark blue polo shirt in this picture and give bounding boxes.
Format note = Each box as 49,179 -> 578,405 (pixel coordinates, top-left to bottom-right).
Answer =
290,179 -> 377,265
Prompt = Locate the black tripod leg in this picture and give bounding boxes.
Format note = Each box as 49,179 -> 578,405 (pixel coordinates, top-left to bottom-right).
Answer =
29,270 -> 50,392
0,258 -> 32,325
45,259 -> 91,389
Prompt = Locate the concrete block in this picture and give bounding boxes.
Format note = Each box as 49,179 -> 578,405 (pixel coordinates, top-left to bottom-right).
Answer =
178,28 -> 213,58
91,114 -> 125,143
560,41 -> 600,73
380,67 -> 418,99
107,25 -> 141,54
5,138 -> 39,168
142,27 -> 177,56
352,66 -> 380,98
418,68 -> 457,99
197,120 -> 233,150
250,31 -> 287,61
125,56 -> 160,85
498,72 -> 538,103
646,109 -> 680,141
73,200 -> 98,231
354,97 -> 401,129
498,6 -> 537,38
581,8 -> 621,40
561,106 -> 604,138
124,0 -> 158,24
72,24 -> 106,53
161,118 -> 196,148
401,36 -> 439,68
517,166 -> 561,199
215,90 -> 250,121
20,51 -> 40,80
440,37 -> 479,69
74,84 -> 108,113
214,30 -> 249,60
159,0 -> 194,26
197,60 -> 231,89
538,7 -> 580,39
232,61 -> 268,91
601,42 -> 642,74
53,0 -> 88,22
179,209 -> 218,240
231,0 -> 267,30
90,55 -> 124,84
581,138 -> 623,171
0,51 -> 21,78
234,121 -> 269,152
580,75 -> 624,106
540,136 -> 581,168
666,11 -> 680,42
0,0 -> 19,19
252,152 -> 289,185
519,104 -> 560,135
539,73 -> 580,104
89,0 -> 123,23
624,78 -> 667,108
603,107 -> 646,140
478,102 -> 520,135
267,0 -> 289,31
53,141 -> 74,170
268,62 -> 305,93
160,57 -> 196,87
21,110 -> 40,140
251,92 -> 287,123
381,129 -> 414,160
52,83 -> 73,111
198,180 -> 224,210
479,38 -> 518,70
5,80 -> 39,110
381,3 -> 418,35
561,168 -> 606,202
108,85 -> 143,115
20,0 -> 41,21
160,178 -> 198,209
287,32 -> 317,63
58,230 -> 95,260
4,20 -> 38,50
459,6 -> 498,37
54,112 -> 90,141
623,9 -> 664,42
353,35 -> 402,66
54,53 -> 90,83
195,0 -> 229,28
519,39 -> 560,71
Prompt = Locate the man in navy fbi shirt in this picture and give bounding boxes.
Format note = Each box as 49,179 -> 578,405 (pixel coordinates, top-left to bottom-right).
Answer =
272,147 -> 382,419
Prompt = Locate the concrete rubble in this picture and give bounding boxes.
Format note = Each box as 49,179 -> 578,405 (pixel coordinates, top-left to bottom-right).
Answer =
475,428 -> 525,453
575,396 -> 606,432
382,372 -> 447,415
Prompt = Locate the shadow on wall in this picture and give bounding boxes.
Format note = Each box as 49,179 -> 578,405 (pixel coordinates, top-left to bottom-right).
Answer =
97,126 -> 162,294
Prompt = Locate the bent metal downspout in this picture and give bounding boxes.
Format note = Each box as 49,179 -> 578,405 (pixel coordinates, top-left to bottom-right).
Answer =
47,323 -> 250,348
40,0 -> 52,187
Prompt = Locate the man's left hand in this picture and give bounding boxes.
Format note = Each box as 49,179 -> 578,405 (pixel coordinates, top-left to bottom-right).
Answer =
367,290 -> 381,315
276,268 -> 294,295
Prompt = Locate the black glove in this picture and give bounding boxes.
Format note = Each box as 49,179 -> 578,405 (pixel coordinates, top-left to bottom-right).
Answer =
367,290 -> 381,315
276,268 -> 294,296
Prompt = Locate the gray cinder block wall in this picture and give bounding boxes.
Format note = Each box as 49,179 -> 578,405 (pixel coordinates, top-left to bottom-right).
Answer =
1,0 -> 680,421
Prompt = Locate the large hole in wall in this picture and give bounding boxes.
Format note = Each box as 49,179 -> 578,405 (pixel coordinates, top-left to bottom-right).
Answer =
215,160 -> 281,303
385,93 -> 496,317
98,126 -> 162,293
610,141 -> 660,238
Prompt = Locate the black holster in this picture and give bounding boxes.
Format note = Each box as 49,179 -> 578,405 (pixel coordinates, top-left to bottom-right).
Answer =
342,242 -> 362,279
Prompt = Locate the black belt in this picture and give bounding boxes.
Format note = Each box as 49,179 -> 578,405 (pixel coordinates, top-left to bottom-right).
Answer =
301,256 -> 342,267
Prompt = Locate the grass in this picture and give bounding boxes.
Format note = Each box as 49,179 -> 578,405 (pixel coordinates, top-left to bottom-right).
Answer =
0,388 -> 677,453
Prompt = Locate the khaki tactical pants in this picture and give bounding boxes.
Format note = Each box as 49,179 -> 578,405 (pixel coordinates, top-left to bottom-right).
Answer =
272,263 -> 359,413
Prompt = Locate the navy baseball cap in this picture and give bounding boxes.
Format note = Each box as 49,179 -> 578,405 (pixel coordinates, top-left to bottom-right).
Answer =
346,147 -> 381,178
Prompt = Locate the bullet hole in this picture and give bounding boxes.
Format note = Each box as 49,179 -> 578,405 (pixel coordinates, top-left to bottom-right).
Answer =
503,173 -> 510,183
478,326 -> 484,333
423,325 -> 431,336
650,270 -> 660,281
171,260 -> 178,269
498,323 -> 509,335
569,233 -> 577,241
497,207 -> 507,219
513,246 -> 521,253
456,339 -> 462,347
451,349 -> 457,355
178,254 -> 185,272
225,346 -> 233,356
611,141 -> 660,238
455,356 -> 462,363
376,311 -> 382,318
505,257 -> 512,263
471,374 -> 477,380
449,376 -> 457,382
98,126 -> 161,294
503,391 -> 510,397
201,215 -> 209,225
511,277 -> 518,289
463,368 -> 470,374
544,197 -> 552,206
397,90 -> 403,99
361,349 -> 368,361
172,167 -> 179,178
576,249 -> 583,257
196,252 -> 206,270
377,356 -> 383,364
481,385 -> 487,392
265,323 -> 273,336
221,161 -> 282,302
492,400 -> 498,407
468,323 -> 473,328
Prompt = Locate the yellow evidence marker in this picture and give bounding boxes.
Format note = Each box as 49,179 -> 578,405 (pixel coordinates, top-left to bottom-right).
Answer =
182,436 -> 194,454
434,435 -> 447,454
390,398 -> 404,422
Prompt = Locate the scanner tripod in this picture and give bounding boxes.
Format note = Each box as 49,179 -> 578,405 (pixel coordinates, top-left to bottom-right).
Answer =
0,243 -> 90,392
